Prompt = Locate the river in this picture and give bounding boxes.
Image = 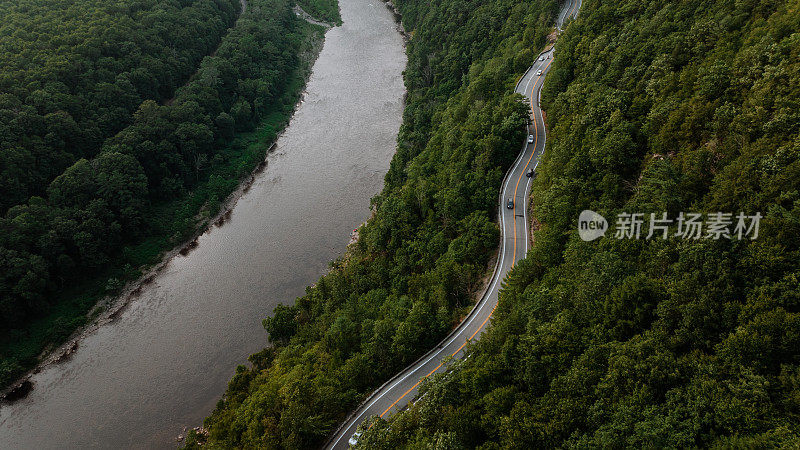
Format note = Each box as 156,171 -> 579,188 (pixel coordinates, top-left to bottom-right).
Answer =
0,0 -> 406,447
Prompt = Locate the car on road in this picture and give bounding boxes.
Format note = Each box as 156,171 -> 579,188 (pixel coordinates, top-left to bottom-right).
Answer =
537,69 -> 543,76
527,134 -> 534,143
526,169 -> 534,178
540,55 -> 545,61
349,431 -> 362,446
507,198 -> 514,209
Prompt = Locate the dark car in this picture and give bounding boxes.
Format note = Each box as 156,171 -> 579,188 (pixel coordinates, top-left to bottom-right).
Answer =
506,198 -> 514,209
526,169 -> 534,178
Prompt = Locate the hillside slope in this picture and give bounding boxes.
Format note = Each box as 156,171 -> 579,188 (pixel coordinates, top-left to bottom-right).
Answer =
1,0 -> 326,390
356,0 -> 800,447
191,0 -> 559,447
0,0 -> 241,212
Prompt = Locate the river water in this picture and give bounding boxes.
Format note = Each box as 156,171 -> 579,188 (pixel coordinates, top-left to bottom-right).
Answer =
0,0 -> 406,447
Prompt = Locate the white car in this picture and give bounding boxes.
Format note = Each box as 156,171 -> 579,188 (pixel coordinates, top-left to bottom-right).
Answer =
540,55 -> 545,61
536,69 -> 543,76
527,134 -> 534,143
349,431 -> 362,446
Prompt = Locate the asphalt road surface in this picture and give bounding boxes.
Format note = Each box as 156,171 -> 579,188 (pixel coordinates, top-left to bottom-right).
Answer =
326,1 -> 580,447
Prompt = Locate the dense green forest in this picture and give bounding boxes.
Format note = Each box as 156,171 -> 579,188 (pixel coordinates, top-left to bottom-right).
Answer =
0,0 -> 326,388
296,0 -> 342,25
355,0 -> 800,447
189,0 -> 558,447
0,0 -> 240,212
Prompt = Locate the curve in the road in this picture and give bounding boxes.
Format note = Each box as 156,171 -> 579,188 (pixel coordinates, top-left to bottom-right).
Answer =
376,65 -> 555,418
327,1 -> 579,448
513,58 -> 551,263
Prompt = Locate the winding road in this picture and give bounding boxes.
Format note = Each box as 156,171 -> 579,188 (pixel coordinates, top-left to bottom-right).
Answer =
327,0 -> 580,447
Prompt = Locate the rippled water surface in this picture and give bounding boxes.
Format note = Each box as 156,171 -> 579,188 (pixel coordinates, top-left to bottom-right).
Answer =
0,0 -> 405,447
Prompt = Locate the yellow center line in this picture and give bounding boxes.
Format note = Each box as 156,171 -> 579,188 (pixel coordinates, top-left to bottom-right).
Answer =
568,0 -> 578,21
378,301 -> 500,419
373,56 -> 555,426
512,58 -> 552,266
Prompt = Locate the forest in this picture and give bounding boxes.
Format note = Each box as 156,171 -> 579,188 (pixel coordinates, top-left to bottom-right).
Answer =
353,0 -> 800,447
189,0 -> 559,447
0,0 -> 240,212
0,0 -> 328,388
297,0 -> 342,25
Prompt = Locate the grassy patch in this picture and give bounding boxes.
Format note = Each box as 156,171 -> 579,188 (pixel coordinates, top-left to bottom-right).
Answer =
298,0 -> 342,25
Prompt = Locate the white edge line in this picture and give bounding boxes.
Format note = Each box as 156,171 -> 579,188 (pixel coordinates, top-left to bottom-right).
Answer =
329,137 -> 520,449
330,20 -> 566,448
